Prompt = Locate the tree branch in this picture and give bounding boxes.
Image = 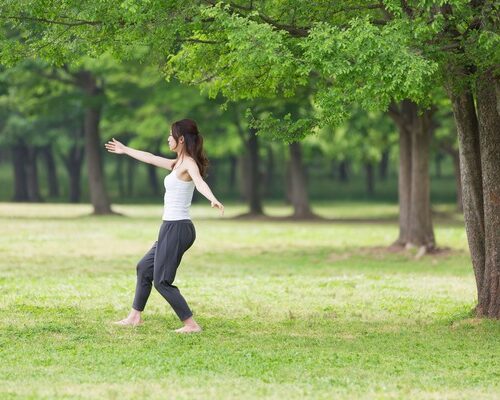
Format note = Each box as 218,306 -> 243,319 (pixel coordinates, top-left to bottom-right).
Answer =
1,15 -> 101,26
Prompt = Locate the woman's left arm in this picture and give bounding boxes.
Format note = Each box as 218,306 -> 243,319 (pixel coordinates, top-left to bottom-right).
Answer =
187,161 -> 224,215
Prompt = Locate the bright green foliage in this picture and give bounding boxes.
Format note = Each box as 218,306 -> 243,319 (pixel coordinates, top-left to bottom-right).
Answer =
166,4 -> 307,100
0,60 -> 79,149
1,0 -> 498,140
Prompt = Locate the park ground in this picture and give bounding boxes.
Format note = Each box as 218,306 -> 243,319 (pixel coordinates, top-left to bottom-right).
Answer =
0,202 -> 499,399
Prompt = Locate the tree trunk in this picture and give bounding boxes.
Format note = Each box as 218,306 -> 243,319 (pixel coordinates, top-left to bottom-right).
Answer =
364,162 -> 375,196
338,160 -> 349,182
435,153 -> 444,178
450,85 -> 485,303
288,142 -> 315,219
475,71 -> 500,318
76,70 -> 113,214
263,146 -> 274,196
408,108 -> 435,248
246,129 -> 263,215
234,110 -> 264,215
26,146 -> 43,202
59,125 -> 85,203
116,156 -> 125,198
389,100 -> 436,250
11,143 -> 29,201
126,157 -> 135,197
379,150 -> 389,181
62,143 -> 84,203
147,162 -> 159,196
228,156 -> 237,188
68,151 -> 83,203
41,145 -> 59,198
452,151 -> 463,212
394,108 -> 412,246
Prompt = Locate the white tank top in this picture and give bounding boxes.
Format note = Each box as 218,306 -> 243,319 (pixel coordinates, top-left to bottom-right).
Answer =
162,170 -> 195,221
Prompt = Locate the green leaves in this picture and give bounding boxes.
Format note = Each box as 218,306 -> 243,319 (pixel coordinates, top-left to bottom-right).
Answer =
167,4 -> 306,102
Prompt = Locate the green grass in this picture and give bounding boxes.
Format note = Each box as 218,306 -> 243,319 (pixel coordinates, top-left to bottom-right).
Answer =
0,202 -> 498,400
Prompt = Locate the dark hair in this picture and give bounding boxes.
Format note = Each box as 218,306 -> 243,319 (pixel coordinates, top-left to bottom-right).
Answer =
171,119 -> 209,177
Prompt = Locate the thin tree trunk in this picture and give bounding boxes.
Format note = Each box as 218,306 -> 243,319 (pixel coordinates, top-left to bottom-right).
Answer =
126,157 -> 135,197
338,160 -> 349,182
68,150 -> 83,203
116,156 -> 125,198
246,129 -> 263,215
59,125 -> 85,203
264,146 -> 274,196
435,153 -> 444,178
76,70 -> 113,214
379,150 -> 389,180
228,156 -> 237,188
450,83 -> 486,313
475,70 -> 500,318
452,151 -> 463,212
41,145 -> 59,198
147,162 -> 159,196
288,142 -> 315,219
440,142 -> 463,213
11,143 -> 29,201
365,162 -> 375,196
26,146 -> 43,202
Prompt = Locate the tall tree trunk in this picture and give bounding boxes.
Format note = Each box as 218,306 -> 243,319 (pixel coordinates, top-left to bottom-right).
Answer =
228,156 -> 237,188
246,129 -> 263,215
394,110 -> 412,246
41,145 -> 59,198
147,162 -> 159,196
26,146 -> 42,202
288,142 -> 315,219
59,125 -> 85,203
76,70 -> 113,214
389,100 -> 436,250
62,143 -> 84,203
450,86 -> 485,302
449,69 -> 500,318
379,150 -> 389,181
263,146 -> 274,196
11,143 -> 29,201
68,149 -> 83,203
234,111 -> 264,215
441,142 -> 463,213
452,151 -> 463,212
364,162 -> 375,196
116,156 -> 125,198
475,71 -> 500,318
435,153 -> 444,178
409,108 -> 435,248
126,157 -> 135,197
338,160 -> 349,182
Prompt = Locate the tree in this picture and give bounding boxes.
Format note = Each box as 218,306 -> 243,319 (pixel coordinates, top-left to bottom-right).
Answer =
1,0 -> 498,316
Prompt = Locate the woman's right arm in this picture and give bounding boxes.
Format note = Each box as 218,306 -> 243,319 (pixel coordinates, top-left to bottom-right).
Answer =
105,138 -> 175,170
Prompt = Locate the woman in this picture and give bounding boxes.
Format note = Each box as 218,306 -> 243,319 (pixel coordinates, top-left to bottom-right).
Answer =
104,119 -> 224,333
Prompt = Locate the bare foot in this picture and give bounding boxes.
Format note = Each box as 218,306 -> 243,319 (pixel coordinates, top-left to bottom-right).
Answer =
175,325 -> 202,334
113,318 -> 143,327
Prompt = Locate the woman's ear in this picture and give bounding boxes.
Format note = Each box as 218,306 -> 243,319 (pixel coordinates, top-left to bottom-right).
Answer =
179,136 -> 184,143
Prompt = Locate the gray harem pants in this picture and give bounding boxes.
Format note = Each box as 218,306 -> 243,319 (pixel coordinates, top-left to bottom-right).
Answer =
132,219 -> 196,321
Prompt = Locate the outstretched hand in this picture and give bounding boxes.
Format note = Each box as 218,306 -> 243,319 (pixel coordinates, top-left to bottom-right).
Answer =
211,201 -> 224,216
104,138 -> 126,155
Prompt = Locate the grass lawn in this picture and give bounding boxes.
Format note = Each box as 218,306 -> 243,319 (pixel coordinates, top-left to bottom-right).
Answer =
0,202 -> 498,399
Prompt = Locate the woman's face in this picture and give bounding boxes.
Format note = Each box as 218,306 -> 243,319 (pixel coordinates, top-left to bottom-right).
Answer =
168,130 -> 179,151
